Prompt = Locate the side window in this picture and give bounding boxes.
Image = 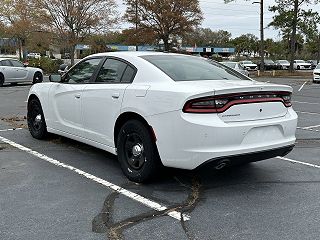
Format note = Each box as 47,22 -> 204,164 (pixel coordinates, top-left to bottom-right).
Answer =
10,60 -> 24,67
96,59 -> 127,83
121,65 -> 136,83
63,58 -> 102,84
2,60 -> 13,67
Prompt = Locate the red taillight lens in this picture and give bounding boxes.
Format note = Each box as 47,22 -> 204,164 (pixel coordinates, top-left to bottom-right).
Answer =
183,91 -> 292,113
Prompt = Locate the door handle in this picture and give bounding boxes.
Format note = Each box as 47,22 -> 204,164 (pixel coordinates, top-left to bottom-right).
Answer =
75,94 -> 81,99
112,93 -> 120,99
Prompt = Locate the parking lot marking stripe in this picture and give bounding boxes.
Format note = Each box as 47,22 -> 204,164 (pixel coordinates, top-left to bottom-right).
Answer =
296,127 -> 320,133
0,128 -> 23,132
303,124 -> 320,130
0,135 -> 190,222
296,111 -> 320,116
277,156 -> 320,169
298,81 -> 308,92
292,101 -> 320,105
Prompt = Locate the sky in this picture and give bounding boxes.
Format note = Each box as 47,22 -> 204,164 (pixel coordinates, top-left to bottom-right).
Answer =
116,0 -> 320,40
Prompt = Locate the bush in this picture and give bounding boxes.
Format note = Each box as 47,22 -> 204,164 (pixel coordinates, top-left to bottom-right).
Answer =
27,57 -> 64,74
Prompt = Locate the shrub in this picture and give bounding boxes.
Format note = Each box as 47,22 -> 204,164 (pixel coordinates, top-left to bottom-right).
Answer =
27,57 -> 64,74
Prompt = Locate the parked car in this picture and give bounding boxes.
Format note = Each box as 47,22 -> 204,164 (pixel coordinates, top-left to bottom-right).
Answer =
293,60 -> 311,70
239,60 -> 258,71
220,61 -> 250,76
306,60 -> 317,70
0,58 -> 43,86
257,59 -> 279,70
275,60 -> 290,70
27,52 -> 41,59
27,52 -> 297,182
313,64 -> 320,83
58,63 -> 69,75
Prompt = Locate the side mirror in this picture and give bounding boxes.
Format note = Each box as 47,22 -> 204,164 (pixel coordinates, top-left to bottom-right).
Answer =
49,74 -> 62,82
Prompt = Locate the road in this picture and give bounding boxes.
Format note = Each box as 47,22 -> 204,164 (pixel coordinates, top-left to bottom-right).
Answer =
1,76 -> 320,240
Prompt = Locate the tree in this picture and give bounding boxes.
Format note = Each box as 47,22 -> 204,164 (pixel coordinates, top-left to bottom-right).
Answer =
269,0 -> 320,71
230,34 -> 259,57
183,28 -> 232,47
34,0 -> 118,65
0,0 -> 42,60
124,0 -> 203,51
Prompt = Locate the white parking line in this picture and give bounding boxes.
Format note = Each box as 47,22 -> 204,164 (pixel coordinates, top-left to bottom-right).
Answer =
298,81 -> 308,91
297,127 -> 320,133
303,124 -> 320,130
277,156 -> 320,169
0,128 -> 23,132
0,135 -> 190,221
296,111 -> 320,116
292,101 -> 320,105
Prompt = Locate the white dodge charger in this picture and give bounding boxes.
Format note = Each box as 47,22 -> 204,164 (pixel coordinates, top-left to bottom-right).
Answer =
27,52 -> 297,182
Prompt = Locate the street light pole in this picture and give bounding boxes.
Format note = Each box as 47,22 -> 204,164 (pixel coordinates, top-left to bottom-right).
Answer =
253,0 -> 264,72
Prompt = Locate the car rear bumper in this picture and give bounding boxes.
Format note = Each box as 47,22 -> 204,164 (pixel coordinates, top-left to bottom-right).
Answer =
196,144 -> 294,170
313,74 -> 320,82
148,107 -> 297,170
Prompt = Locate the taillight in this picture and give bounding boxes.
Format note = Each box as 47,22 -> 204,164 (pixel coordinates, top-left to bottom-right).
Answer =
183,91 -> 292,113
282,94 -> 292,107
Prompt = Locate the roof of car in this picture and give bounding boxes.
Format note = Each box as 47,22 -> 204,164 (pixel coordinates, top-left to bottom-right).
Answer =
88,51 -> 183,59
0,57 -> 14,61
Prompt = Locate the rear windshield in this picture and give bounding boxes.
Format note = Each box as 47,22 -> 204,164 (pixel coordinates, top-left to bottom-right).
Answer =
141,55 -> 249,81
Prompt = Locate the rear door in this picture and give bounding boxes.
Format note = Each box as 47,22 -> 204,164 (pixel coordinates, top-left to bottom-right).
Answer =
81,58 -> 136,147
0,60 -> 15,81
47,57 -> 103,137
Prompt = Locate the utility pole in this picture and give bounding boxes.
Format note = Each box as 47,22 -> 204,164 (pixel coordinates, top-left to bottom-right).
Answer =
253,0 -> 264,72
135,0 -> 138,51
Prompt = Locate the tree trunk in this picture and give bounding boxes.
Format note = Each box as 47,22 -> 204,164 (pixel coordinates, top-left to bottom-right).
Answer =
317,35 -> 320,64
163,39 -> 170,52
259,0 -> 265,72
289,0 -> 298,73
70,44 -> 76,66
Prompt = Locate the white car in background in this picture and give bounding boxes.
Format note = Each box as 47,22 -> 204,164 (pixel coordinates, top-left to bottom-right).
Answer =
293,60 -> 311,70
0,58 -> 43,86
27,52 -> 41,59
27,52 -> 297,182
239,60 -> 258,71
275,60 -> 290,70
220,61 -> 250,76
313,64 -> 320,83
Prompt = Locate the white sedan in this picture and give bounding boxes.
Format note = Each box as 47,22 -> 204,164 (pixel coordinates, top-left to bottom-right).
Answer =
27,52 -> 297,182
313,64 -> 320,83
0,58 -> 43,86
293,60 -> 311,70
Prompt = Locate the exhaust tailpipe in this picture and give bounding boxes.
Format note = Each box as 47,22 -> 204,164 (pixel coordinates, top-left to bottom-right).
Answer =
214,159 -> 230,170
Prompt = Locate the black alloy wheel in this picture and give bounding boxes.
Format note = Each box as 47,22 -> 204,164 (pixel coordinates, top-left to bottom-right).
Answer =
117,120 -> 161,183
33,72 -> 43,84
27,98 -> 47,139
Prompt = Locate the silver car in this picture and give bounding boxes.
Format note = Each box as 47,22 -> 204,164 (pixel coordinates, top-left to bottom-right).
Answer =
220,61 -> 250,76
0,58 -> 43,86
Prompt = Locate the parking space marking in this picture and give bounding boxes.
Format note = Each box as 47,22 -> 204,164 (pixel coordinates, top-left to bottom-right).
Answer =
0,128 -> 23,132
296,111 -> 320,116
303,124 -> 320,130
0,135 -> 190,221
277,156 -> 320,169
292,101 -> 320,105
297,127 -> 320,133
298,81 -> 308,91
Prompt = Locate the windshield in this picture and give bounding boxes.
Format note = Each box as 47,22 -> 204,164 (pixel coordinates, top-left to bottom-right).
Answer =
220,62 -> 236,68
296,60 -> 305,63
316,64 -> 320,69
265,60 -> 274,64
141,55 -> 250,81
279,60 -> 289,64
242,61 -> 253,64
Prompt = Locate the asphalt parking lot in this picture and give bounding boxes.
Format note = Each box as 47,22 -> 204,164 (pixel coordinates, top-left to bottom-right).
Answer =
1,76 -> 320,240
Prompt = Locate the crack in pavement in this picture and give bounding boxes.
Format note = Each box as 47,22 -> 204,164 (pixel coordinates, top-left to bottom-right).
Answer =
92,176 -> 202,240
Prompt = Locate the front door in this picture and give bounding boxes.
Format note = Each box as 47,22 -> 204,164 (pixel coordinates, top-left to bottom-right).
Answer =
47,57 -> 103,137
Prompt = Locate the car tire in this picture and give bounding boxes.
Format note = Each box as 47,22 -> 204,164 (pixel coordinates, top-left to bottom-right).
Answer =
297,65 -> 300,70
0,73 -> 4,87
117,120 -> 161,183
33,72 -> 43,84
27,98 -> 47,139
